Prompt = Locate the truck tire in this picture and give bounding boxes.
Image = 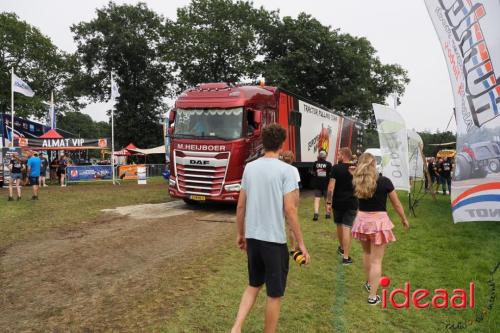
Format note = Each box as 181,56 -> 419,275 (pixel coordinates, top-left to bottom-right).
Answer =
488,159 -> 500,173
454,154 -> 471,180
472,167 -> 488,178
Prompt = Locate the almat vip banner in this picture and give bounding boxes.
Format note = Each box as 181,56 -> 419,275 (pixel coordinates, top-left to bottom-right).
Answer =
373,104 -> 410,192
19,138 -> 110,150
426,0 -> 500,222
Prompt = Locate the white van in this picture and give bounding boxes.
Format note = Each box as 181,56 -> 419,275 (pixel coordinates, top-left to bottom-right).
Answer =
364,148 -> 382,174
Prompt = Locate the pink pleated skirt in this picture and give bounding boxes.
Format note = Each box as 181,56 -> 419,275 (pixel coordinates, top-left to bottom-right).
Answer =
352,211 -> 396,245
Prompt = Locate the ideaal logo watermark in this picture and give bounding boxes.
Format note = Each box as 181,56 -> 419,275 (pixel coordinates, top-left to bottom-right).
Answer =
378,262 -> 498,330
444,262 -> 498,330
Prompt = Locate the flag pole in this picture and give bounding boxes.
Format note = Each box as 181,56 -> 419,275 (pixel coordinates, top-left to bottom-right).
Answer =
111,74 -> 116,185
11,68 -> 14,147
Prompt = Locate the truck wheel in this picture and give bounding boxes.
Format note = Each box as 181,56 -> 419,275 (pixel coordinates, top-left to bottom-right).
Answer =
488,159 -> 500,173
454,154 -> 471,180
472,167 -> 488,178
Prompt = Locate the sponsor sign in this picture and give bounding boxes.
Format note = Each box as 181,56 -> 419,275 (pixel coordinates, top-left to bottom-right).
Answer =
408,129 -> 424,179
425,0 -> 500,222
66,165 -> 113,182
118,164 -> 145,180
137,166 -> 147,185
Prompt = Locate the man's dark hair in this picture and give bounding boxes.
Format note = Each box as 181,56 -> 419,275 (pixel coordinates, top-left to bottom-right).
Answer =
262,124 -> 287,152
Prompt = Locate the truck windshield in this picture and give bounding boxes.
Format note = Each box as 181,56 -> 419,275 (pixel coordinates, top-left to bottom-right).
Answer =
174,108 -> 243,140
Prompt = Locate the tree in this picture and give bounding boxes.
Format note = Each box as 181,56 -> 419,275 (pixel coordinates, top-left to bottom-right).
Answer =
260,13 -> 409,125
70,2 -> 170,148
419,130 -> 456,157
57,111 -> 110,138
164,0 -> 276,88
0,13 -> 72,120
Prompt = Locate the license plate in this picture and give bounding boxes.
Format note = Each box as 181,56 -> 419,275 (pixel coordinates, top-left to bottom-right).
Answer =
190,195 -> 206,201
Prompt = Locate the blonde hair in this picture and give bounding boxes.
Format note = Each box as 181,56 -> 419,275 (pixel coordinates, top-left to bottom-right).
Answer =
281,150 -> 295,164
353,153 -> 378,199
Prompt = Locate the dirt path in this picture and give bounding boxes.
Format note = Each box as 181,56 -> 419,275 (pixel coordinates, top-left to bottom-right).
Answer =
0,201 -> 235,332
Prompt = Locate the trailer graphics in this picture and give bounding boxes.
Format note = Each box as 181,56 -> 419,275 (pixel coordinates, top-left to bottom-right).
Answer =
166,83 -> 364,203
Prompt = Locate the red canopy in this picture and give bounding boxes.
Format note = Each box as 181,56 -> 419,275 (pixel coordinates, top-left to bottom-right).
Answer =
39,129 -> 64,139
114,143 -> 144,156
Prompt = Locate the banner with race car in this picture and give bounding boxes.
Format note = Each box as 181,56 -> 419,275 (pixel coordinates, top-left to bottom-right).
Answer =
67,165 -> 113,182
425,0 -> 500,222
373,103 -> 410,192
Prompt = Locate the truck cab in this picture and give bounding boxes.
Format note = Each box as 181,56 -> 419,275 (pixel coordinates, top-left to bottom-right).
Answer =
167,83 -> 275,203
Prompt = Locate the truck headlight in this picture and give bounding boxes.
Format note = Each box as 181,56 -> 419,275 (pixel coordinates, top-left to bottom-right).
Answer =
169,178 -> 176,186
224,183 -> 241,192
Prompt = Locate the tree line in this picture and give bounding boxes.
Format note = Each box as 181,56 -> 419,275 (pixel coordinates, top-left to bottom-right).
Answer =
0,0 -> 409,148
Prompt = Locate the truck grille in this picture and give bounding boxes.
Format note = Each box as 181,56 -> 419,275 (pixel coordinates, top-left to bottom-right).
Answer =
174,150 -> 230,196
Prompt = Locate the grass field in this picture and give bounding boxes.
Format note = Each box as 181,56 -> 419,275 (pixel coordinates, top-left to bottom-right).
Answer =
1,181 -> 498,332
163,192 -> 500,333
0,177 -> 168,248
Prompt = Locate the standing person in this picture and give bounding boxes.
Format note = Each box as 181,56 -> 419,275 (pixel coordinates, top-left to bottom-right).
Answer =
39,153 -> 49,187
280,150 -> 301,251
312,150 -> 332,221
231,124 -> 310,333
8,152 -> 24,201
437,157 -> 452,195
281,150 -> 301,187
327,147 -> 358,265
27,151 -> 42,200
351,153 -> 409,305
58,154 -> 68,187
426,157 -> 437,191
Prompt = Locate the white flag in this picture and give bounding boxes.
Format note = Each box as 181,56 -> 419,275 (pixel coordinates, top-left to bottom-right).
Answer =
373,103 -> 410,192
407,129 -> 424,179
111,75 -> 120,100
12,73 -> 35,97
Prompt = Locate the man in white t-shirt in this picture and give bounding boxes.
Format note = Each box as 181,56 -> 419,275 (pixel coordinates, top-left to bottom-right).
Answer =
231,124 -> 310,333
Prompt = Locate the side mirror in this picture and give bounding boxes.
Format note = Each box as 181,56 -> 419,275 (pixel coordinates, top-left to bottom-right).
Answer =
168,110 -> 176,125
253,110 -> 262,126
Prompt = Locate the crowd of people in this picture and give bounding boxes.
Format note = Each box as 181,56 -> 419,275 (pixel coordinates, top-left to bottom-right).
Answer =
426,156 -> 454,195
231,124 -> 409,333
6,151 -> 71,201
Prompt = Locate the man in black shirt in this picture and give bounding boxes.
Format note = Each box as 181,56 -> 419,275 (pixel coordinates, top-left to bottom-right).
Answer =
327,147 -> 358,265
426,157 -> 438,192
437,157 -> 453,195
312,150 -> 332,221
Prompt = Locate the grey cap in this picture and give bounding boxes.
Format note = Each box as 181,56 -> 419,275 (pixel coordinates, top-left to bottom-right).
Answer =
319,150 -> 327,158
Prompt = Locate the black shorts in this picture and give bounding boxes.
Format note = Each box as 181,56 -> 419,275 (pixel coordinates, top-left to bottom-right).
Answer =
314,189 -> 327,198
246,238 -> 289,298
333,209 -> 357,228
29,177 -> 39,186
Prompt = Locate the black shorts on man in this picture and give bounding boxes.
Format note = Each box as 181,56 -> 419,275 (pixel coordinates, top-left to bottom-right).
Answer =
333,209 -> 357,228
29,177 -> 39,186
246,238 -> 289,298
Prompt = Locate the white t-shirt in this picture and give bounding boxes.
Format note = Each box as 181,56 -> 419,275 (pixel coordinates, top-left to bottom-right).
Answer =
241,157 -> 299,244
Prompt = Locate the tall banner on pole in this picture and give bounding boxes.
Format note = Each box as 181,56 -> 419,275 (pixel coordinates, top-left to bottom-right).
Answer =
408,129 -> 424,179
373,103 -> 410,192
425,0 -> 500,222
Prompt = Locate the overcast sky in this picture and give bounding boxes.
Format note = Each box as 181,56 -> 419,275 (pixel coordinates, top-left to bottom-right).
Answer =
2,0 -> 456,132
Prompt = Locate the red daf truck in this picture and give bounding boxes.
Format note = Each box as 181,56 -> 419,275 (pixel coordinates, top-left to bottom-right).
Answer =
167,82 -> 363,203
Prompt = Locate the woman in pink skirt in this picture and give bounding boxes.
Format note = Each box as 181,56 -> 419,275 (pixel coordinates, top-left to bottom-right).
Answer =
352,153 -> 410,305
